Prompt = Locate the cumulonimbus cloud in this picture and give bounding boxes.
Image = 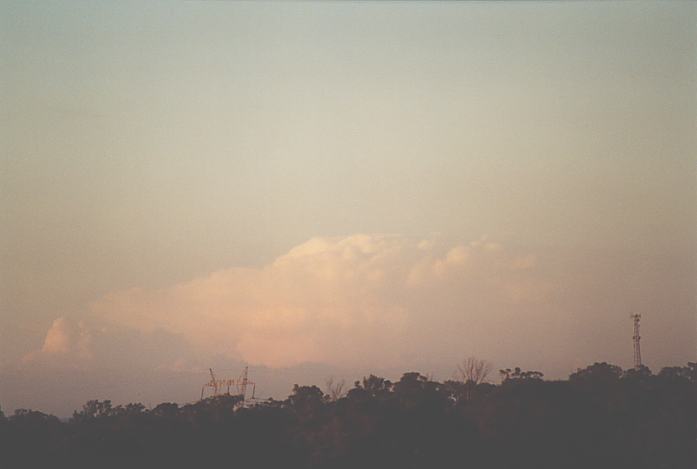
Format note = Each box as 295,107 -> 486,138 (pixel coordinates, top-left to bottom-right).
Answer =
22,317 -> 93,367
83,234 -> 550,369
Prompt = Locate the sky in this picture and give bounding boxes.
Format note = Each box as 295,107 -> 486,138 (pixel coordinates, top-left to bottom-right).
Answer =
1,1 -> 695,416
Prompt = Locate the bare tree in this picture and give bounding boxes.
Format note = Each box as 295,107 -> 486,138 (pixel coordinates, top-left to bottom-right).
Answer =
324,377 -> 346,401
455,357 -> 492,385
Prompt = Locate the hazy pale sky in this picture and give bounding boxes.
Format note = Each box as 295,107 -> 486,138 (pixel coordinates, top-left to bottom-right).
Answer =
1,1 -> 695,415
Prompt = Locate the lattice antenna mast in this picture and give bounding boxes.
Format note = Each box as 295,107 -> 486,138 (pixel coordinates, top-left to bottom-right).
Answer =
630,314 -> 642,368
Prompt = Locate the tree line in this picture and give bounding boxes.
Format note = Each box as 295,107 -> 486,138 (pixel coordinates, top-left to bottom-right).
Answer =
1,361 -> 695,469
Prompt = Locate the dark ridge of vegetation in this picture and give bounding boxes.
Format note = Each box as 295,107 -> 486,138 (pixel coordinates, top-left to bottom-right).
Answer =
1,362 -> 695,469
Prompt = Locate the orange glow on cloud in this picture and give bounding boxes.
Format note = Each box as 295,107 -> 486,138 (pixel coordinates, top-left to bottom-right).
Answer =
82,235 -> 549,369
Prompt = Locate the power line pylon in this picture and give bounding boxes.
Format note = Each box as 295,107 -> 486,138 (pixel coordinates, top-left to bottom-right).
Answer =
200,366 -> 256,403
235,366 -> 256,403
630,313 -> 642,369
201,368 -> 225,400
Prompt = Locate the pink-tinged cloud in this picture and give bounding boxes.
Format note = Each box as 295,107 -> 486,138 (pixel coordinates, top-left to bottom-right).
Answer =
86,235 -> 550,369
22,317 -> 93,367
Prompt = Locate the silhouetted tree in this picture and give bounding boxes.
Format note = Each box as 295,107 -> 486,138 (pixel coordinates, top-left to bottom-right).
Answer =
499,366 -> 544,382
71,399 -> 113,422
324,377 -> 346,401
1,362 -> 694,469
456,356 -> 492,384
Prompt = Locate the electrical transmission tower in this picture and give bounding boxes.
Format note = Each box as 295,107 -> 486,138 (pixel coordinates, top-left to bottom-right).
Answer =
630,313 -> 642,368
201,368 -> 232,400
236,366 -> 256,402
200,366 -> 256,403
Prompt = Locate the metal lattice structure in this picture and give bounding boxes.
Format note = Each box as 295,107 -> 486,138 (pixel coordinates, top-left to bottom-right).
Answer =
236,366 -> 256,402
630,313 -> 642,369
200,366 -> 256,402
